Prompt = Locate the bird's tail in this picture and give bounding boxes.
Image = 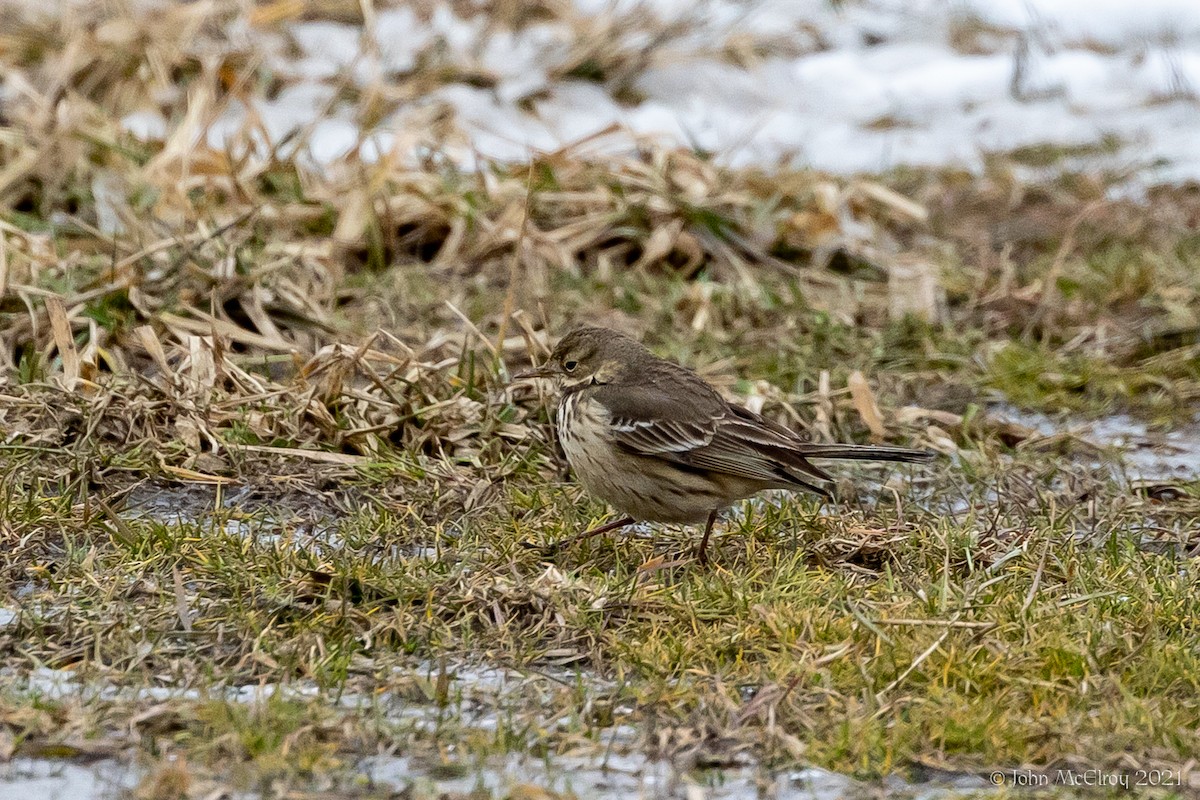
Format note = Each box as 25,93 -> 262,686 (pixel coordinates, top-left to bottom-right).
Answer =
794,443 -> 934,463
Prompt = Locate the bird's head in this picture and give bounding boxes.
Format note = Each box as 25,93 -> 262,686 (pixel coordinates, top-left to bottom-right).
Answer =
515,326 -> 641,388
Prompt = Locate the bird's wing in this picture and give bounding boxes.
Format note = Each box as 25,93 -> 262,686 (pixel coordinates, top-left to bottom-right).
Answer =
594,381 -> 723,456
593,382 -> 833,494
685,405 -> 835,489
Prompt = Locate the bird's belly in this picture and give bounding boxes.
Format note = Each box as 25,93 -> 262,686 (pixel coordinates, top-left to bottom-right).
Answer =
557,394 -> 729,524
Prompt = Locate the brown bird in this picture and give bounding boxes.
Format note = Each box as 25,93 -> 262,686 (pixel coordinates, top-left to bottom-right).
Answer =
517,326 -> 933,564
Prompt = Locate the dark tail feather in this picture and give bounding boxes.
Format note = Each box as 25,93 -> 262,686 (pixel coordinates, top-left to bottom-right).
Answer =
794,443 -> 935,463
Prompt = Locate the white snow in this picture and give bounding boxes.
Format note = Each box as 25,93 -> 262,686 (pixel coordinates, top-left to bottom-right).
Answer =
971,0 -> 1200,45
111,0 -> 1200,179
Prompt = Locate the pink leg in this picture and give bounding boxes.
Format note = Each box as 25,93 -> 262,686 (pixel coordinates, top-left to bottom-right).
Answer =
695,509 -> 720,566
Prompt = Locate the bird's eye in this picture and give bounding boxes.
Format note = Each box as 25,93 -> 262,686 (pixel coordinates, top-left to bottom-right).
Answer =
563,360 -> 578,372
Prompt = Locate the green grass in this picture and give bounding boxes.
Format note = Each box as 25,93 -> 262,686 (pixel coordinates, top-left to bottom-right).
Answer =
3,411 -> 1199,795
3,226 -> 1200,793
3,212 -> 1200,793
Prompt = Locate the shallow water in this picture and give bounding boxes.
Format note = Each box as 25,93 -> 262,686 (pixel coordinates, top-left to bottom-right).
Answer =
0,758 -> 142,800
360,751 -> 993,799
0,663 -> 993,799
990,405 -> 1200,480
0,753 -> 993,800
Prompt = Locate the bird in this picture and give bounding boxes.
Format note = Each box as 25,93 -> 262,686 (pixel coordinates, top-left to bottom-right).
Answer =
515,326 -> 933,564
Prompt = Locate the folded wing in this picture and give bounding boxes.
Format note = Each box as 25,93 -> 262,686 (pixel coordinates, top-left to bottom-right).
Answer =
595,381 -> 838,498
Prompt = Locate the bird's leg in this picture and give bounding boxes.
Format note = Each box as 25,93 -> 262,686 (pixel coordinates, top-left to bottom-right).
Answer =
559,515 -> 636,550
695,509 -> 720,566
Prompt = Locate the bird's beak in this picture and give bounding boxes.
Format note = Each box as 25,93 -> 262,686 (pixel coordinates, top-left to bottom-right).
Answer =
512,362 -> 556,381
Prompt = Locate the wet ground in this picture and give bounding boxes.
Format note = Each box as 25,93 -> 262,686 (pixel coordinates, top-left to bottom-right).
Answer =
1,663 -> 996,799
3,410 -> 1196,799
989,405 -> 1200,481
0,757 -> 995,800
0,759 -> 142,800
0,752 -> 995,800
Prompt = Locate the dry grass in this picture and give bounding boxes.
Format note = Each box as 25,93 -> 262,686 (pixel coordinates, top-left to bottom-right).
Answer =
2,1 -> 1200,797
